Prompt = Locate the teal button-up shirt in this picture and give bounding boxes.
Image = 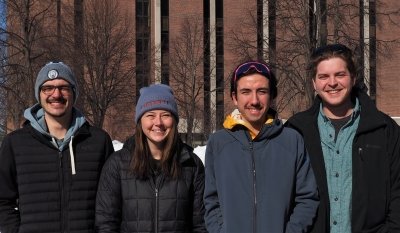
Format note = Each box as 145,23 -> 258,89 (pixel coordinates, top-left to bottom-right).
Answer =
317,98 -> 360,233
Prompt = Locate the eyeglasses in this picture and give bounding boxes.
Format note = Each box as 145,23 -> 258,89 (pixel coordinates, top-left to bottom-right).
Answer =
41,85 -> 72,96
233,61 -> 271,84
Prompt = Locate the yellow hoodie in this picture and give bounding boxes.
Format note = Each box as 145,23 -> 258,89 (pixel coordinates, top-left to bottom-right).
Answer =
223,109 -> 275,139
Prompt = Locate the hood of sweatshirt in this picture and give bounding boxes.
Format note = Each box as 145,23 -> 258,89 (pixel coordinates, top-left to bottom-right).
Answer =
23,103 -> 86,175
223,108 -> 277,140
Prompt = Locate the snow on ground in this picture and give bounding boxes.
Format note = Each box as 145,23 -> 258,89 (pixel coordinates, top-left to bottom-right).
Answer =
112,140 -> 206,165
112,140 -> 124,151
193,145 -> 206,165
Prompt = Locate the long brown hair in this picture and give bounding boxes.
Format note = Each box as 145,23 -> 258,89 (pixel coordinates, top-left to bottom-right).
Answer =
129,116 -> 182,179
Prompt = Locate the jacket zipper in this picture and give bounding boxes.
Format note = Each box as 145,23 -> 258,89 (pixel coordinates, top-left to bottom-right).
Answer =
155,187 -> 159,233
59,151 -> 66,233
250,141 -> 257,233
153,174 -> 164,233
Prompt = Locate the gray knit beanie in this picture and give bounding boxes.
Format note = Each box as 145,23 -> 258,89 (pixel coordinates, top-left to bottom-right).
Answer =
135,84 -> 179,123
35,61 -> 78,102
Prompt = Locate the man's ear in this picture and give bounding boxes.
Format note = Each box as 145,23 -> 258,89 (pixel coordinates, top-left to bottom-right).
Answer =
232,92 -> 238,105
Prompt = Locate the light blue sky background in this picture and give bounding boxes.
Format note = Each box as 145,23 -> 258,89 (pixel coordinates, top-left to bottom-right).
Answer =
0,0 -> 5,130
0,1 -> 5,31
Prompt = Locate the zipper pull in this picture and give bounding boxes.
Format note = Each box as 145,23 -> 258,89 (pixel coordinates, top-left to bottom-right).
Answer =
59,152 -> 63,167
358,147 -> 363,161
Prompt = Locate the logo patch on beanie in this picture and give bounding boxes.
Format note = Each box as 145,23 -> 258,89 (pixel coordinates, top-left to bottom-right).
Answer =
47,69 -> 59,79
141,99 -> 169,109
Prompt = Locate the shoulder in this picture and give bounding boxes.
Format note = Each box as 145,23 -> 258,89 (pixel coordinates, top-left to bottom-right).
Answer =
378,111 -> 399,127
272,126 -> 305,148
85,124 -> 111,137
210,128 -> 230,138
4,127 -> 29,138
108,148 -> 131,163
102,148 -> 131,172
280,126 -> 304,138
181,143 -> 205,168
1,126 -> 35,145
205,129 -> 236,155
378,112 -> 400,135
358,94 -> 399,131
286,108 -> 316,126
79,123 -> 113,147
207,128 -> 236,144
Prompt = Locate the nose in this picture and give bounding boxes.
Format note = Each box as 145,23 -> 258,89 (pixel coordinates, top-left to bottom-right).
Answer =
51,87 -> 62,97
153,115 -> 162,125
328,76 -> 338,86
250,92 -> 259,105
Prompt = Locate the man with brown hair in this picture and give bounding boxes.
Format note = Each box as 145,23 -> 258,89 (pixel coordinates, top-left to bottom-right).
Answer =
286,44 -> 400,232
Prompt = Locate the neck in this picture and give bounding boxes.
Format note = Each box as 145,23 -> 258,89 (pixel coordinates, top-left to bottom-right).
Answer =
45,113 -> 71,139
322,100 -> 354,119
147,140 -> 164,160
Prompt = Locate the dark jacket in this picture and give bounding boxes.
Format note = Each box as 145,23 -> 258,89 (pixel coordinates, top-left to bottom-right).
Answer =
0,122 -> 114,233
204,118 -> 319,233
95,140 -> 207,233
285,91 -> 400,233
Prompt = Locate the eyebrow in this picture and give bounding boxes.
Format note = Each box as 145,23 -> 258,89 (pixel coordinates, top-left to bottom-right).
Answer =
238,87 -> 269,92
317,70 -> 348,76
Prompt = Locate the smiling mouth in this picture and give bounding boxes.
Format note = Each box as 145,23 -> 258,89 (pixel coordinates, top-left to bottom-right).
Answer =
48,101 -> 66,106
247,108 -> 262,114
153,129 -> 166,133
326,90 -> 340,94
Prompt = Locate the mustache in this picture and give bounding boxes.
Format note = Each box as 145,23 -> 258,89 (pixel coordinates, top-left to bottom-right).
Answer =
47,97 -> 67,104
249,103 -> 262,108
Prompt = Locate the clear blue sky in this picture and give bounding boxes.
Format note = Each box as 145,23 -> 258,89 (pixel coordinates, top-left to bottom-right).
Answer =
0,1 -> 5,30
0,1 -> 5,135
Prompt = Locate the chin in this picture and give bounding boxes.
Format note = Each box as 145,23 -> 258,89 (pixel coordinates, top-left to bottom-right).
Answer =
49,112 -> 67,118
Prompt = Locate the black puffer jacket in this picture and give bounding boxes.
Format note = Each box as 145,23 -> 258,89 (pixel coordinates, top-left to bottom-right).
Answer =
95,141 -> 207,233
0,122 -> 114,233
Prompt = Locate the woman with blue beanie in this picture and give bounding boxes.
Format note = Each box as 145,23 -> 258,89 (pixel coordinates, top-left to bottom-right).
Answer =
95,84 -> 207,233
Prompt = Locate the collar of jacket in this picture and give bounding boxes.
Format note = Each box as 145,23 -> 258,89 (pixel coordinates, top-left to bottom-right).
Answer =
24,121 -> 91,148
223,108 -> 278,140
307,90 -> 387,134
285,90 -> 389,147
224,116 -> 283,144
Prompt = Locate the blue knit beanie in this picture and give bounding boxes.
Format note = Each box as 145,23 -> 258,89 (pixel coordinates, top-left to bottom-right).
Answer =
35,61 -> 78,102
135,84 -> 179,123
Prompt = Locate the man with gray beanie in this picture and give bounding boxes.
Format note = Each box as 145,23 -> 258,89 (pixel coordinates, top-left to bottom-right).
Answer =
0,61 -> 114,233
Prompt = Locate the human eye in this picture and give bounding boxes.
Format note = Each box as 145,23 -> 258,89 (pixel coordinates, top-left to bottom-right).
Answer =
41,86 -> 55,94
258,89 -> 269,95
161,112 -> 172,118
336,72 -> 348,78
60,86 -> 71,92
240,89 -> 250,95
143,112 -> 155,118
317,74 -> 328,80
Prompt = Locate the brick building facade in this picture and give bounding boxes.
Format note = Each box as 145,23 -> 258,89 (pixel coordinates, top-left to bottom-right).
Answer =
3,0 -> 400,142
124,0 -> 400,138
